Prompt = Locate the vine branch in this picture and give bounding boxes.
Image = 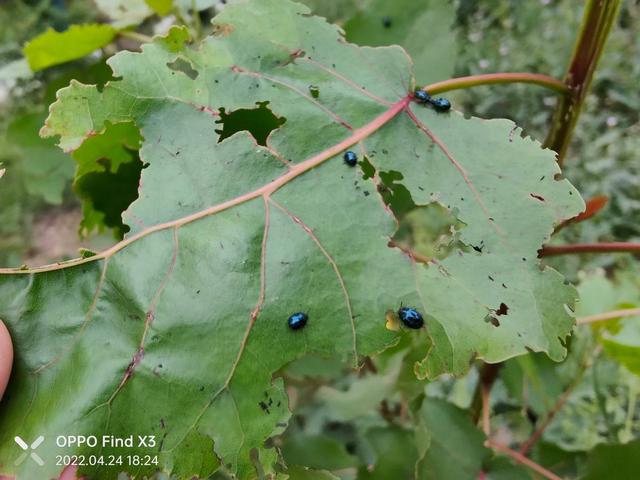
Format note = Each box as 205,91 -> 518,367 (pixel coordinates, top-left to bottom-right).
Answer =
540,242 -> 640,256
544,0 -> 622,164
486,440 -> 563,480
118,30 -> 153,44
577,307 -> 640,325
422,73 -> 568,95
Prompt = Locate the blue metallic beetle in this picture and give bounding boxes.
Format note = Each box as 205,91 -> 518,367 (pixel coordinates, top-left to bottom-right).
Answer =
343,150 -> 358,167
430,97 -> 451,112
398,307 -> 424,329
413,89 -> 431,104
288,312 -> 308,330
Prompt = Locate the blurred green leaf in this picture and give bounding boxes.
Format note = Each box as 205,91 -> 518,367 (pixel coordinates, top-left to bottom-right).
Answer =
344,0 -> 457,85
358,426 -> 417,480
95,0 -> 153,27
145,0 -> 174,16
415,398 -> 489,480
24,24 -> 117,71
286,465 -> 339,480
282,435 -> 359,471
6,112 -> 73,204
582,439 -> 640,480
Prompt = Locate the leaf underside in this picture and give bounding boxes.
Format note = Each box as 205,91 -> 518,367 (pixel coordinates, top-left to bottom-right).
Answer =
0,0 -> 583,478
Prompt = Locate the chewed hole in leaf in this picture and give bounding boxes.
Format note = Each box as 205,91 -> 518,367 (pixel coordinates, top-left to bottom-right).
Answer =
391,202 -> 465,262
75,158 -> 145,239
166,57 -> 199,80
216,101 -> 286,146
360,156 -> 375,180
496,303 -> 509,316
72,121 -> 143,239
378,170 -> 416,218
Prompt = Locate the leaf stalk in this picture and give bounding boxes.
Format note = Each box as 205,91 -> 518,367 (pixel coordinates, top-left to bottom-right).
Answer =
422,73 -> 568,95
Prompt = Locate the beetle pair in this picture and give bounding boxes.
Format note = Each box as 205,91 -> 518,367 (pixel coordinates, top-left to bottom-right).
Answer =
414,89 -> 451,112
287,307 -> 424,331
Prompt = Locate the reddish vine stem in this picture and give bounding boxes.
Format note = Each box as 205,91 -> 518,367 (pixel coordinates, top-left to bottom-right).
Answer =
519,368 -> 587,455
470,363 -> 503,424
544,0 -> 622,164
486,440 -> 563,480
540,242 -> 640,256
422,73 -> 568,95
577,307 -> 640,325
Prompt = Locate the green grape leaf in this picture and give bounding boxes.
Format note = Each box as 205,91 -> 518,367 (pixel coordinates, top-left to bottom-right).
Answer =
415,398 -> 490,480
24,24 -> 117,71
1,0 -> 582,478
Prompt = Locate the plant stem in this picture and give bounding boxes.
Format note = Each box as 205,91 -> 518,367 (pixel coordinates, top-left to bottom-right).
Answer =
553,195 -> 608,233
577,307 -> 640,325
544,0 -> 622,164
519,351 -> 592,455
470,363 -> 502,424
486,440 -> 563,480
118,30 -> 154,44
540,242 -> 640,256
423,73 -> 568,95
481,383 -> 491,436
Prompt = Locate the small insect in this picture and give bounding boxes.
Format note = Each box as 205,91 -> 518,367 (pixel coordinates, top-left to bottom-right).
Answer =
397,307 -> 424,329
343,150 -> 358,167
430,97 -> 451,112
382,16 -> 392,28
413,89 -> 431,104
288,312 -> 308,330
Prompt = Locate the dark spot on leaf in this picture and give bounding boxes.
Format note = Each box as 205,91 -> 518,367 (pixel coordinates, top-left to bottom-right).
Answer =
530,193 -> 545,202
276,422 -> 287,427
216,101 -> 286,146
382,148 -> 388,154
472,241 -> 484,253
258,401 -> 270,414
488,275 -> 494,281
485,314 -> 500,327
502,283 -> 507,289
495,303 -> 509,316
382,16 -> 392,28
199,386 -> 205,391
539,175 -> 545,181
166,57 -> 199,80
522,257 -> 527,261
196,289 -> 200,294
363,191 -> 370,196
